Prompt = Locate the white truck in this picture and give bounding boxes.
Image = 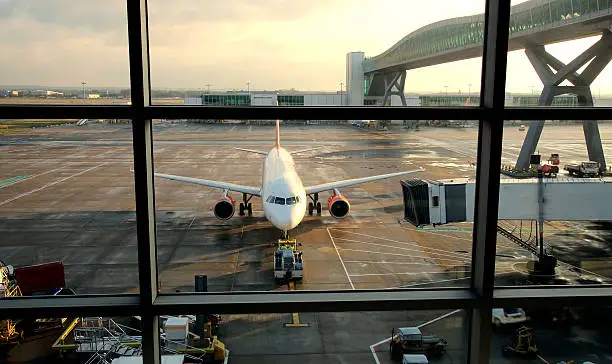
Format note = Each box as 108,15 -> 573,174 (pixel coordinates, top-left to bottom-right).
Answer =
274,239 -> 304,281
565,161 -> 600,177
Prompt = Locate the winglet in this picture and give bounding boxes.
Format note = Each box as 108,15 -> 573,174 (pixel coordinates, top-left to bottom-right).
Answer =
275,119 -> 280,148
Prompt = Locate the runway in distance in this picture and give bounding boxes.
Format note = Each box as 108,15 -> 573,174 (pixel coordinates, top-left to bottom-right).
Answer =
151,121 -> 423,237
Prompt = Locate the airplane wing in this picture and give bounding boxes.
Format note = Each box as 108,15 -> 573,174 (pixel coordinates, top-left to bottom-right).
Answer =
153,172 -> 261,196
290,147 -> 322,155
234,147 -> 268,155
304,168 -> 424,195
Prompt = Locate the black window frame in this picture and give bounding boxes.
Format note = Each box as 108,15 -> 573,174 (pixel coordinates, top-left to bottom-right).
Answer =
1,1 -> 612,363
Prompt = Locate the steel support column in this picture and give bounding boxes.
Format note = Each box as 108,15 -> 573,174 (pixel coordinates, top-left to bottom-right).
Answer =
126,0 -> 160,363
516,31 -> 612,172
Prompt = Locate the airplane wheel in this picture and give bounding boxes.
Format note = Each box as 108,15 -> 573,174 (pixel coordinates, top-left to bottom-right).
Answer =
308,202 -> 314,216
316,202 -> 322,215
247,203 -> 253,216
239,203 -> 245,216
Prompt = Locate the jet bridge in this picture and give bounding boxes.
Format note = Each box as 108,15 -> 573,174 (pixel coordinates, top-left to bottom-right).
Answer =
401,177 -> 612,226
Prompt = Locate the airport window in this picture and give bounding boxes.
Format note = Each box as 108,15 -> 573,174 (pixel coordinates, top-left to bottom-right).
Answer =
2,1 -> 612,364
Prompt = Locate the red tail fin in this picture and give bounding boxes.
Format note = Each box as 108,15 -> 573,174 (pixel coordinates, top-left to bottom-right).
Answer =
275,119 -> 280,148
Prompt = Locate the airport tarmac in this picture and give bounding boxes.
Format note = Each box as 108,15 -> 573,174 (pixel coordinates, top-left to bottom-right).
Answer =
1,122 -> 611,363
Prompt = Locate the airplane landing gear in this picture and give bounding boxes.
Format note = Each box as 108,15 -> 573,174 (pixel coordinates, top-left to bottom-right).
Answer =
307,193 -> 322,216
239,193 -> 253,216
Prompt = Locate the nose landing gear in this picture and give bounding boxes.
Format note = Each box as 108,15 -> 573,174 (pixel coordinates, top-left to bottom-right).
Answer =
239,193 -> 253,216
307,193 -> 322,216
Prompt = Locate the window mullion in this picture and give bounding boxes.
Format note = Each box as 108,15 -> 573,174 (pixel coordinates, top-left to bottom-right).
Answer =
126,0 -> 159,363
470,0 -> 511,363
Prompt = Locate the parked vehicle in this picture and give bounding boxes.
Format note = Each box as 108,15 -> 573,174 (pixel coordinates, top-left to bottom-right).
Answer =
565,161 -> 600,177
390,327 -> 447,360
492,308 -> 528,327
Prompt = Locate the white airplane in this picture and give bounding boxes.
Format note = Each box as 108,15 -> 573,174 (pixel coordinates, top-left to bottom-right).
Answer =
151,120 -> 423,238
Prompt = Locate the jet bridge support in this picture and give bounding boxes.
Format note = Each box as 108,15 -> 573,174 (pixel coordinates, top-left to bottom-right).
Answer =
516,31 -> 612,173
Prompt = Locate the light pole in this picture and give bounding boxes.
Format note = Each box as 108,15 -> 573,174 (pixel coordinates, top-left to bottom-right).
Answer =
340,82 -> 344,106
444,85 -> 448,95
205,83 -> 211,94
468,83 -> 472,95
246,82 -> 250,94
81,81 -> 87,99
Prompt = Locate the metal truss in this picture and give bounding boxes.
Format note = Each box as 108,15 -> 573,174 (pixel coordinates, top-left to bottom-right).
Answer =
1,1 -> 612,364
516,30 -> 612,171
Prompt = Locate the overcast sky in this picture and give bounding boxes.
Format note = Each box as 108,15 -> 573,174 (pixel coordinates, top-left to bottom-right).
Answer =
1,0 -> 611,94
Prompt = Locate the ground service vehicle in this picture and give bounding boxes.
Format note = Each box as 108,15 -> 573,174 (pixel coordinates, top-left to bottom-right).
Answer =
502,326 -> 538,358
402,354 -> 429,364
492,308 -> 528,327
274,239 -> 303,281
390,327 -> 447,360
565,161 -> 600,177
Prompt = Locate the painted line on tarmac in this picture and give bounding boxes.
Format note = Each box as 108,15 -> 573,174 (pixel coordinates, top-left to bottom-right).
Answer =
0,175 -> 31,188
329,228 -> 474,259
0,163 -> 73,189
327,227 -> 355,290
350,271 -> 471,277
0,162 -> 107,207
334,237 -> 471,260
394,277 -> 471,288
344,260 -> 438,265
336,247 -> 469,264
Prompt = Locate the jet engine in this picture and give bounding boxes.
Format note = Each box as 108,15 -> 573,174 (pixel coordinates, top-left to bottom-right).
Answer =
328,193 -> 350,218
213,195 -> 235,220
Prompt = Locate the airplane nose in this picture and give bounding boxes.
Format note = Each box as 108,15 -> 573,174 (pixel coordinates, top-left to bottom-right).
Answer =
272,210 -> 301,231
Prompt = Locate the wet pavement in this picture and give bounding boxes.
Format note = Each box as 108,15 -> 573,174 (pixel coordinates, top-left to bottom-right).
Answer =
1,122 -> 611,363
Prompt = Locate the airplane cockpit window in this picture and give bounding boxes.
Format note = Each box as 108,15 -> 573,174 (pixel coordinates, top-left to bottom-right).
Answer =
275,197 -> 286,205
286,197 -> 296,205
295,196 -> 300,203
266,196 -> 275,203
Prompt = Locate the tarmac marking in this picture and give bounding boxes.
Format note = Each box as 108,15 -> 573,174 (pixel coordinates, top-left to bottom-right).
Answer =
283,281 -> 309,327
344,260 -> 437,265
0,163 -> 73,189
334,237 -> 471,261
394,277 -> 471,288
0,162 -> 107,207
349,271 -> 471,277
336,247 -> 469,264
327,227 -> 355,290
0,175 -> 31,188
329,228 -> 475,258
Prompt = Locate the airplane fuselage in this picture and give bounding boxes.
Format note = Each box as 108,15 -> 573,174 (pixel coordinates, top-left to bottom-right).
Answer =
261,147 -> 307,234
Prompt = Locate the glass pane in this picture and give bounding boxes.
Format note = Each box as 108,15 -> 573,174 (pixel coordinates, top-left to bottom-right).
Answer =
506,0 -> 612,106
153,119 -> 477,293
148,1 -> 485,105
157,310 -> 467,363
490,306 -> 612,363
0,119 -> 137,294
2,316 -> 139,362
496,120 -> 611,287
0,1 -> 131,104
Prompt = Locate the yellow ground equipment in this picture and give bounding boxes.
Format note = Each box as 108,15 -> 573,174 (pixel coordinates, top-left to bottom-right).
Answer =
0,263 -> 23,344
502,326 -> 538,358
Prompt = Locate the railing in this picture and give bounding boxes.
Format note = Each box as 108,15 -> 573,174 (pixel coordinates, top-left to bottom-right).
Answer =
366,0 -> 612,72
